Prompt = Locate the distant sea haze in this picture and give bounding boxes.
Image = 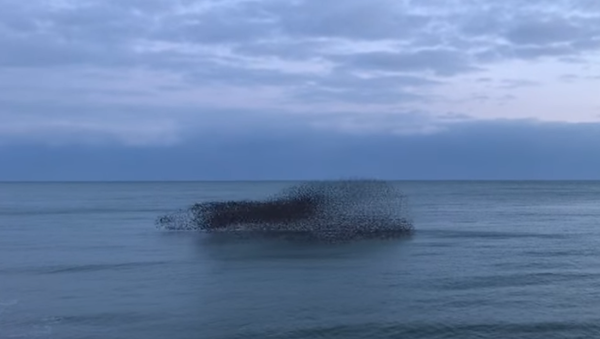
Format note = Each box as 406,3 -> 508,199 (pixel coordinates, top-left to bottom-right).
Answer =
2,181 -> 600,338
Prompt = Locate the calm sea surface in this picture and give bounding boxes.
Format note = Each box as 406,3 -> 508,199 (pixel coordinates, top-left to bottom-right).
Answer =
1,181 -> 600,338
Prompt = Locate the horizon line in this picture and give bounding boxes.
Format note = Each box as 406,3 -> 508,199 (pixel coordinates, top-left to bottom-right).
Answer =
2,179 -> 600,183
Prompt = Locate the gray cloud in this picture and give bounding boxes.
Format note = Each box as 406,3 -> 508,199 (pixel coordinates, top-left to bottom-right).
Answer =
291,86 -> 425,105
274,0 -> 430,40
0,32 -> 132,68
4,119 -> 600,180
2,0 -> 599,72
1,0 -> 600,146
184,63 -> 313,87
505,19 -> 586,46
498,79 -> 540,89
232,40 -> 328,60
336,49 -> 479,76
559,74 -> 580,82
0,84 -> 453,146
287,71 -> 441,104
316,72 -> 442,89
160,3 -> 278,44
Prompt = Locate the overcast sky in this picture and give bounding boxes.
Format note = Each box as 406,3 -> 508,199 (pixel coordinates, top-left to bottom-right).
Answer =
1,0 -> 600,180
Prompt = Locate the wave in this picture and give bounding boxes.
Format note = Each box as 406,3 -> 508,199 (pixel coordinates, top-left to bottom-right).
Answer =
0,261 -> 170,275
0,207 -> 164,216
235,321 -> 600,339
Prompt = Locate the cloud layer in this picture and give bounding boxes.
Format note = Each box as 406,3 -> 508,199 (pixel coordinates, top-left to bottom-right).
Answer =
1,0 -> 600,179
3,119 -> 600,181
1,0 -> 600,142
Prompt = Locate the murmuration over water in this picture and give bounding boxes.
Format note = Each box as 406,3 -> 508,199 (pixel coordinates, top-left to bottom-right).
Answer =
156,180 -> 414,241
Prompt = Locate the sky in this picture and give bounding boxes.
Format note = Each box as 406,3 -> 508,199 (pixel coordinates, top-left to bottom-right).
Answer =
1,0 -> 600,180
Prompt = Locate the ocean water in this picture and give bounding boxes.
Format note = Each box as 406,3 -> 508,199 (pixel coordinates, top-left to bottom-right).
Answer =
1,181 -> 600,338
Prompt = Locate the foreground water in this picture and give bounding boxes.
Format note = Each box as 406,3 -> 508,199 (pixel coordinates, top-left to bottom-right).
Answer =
1,181 -> 600,338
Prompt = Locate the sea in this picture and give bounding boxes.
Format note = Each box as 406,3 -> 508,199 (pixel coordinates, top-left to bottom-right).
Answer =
1,181 -> 600,339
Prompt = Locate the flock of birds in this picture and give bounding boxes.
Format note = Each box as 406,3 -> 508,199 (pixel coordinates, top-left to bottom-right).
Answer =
156,180 -> 414,241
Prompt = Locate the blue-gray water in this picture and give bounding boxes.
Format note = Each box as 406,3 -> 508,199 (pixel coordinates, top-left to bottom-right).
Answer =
2,181 -> 600,338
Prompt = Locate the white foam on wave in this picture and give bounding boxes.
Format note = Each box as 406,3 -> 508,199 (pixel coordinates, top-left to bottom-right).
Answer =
0,300 -> 60,339
0,299 -> 19,307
